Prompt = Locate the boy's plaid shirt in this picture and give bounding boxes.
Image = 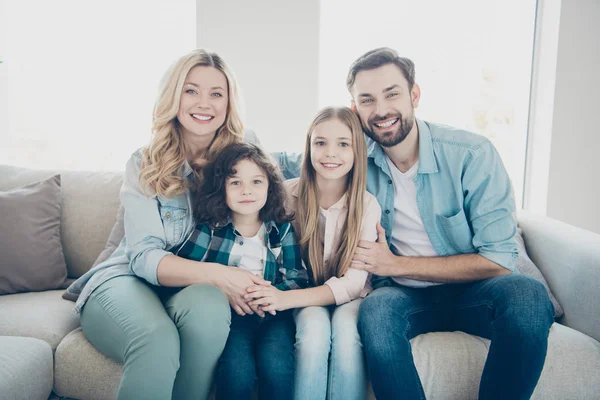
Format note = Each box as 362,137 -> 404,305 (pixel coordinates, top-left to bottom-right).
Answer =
176,220 -> 310,291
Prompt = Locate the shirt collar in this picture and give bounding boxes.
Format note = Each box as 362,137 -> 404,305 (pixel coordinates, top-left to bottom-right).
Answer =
222,219 -> 279,236
366,118 -> 438,175
290,178 -> 347,211
326,193 -> 348,211
181,159 -> 194,177
415,119 -> 438,174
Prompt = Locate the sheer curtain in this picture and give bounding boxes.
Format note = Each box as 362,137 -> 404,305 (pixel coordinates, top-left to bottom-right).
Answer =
0,0 -> 196,171
319,0 -> 537,207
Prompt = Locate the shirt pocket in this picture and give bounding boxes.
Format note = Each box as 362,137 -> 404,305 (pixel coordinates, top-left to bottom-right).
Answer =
158,205 -> 187,248
439,208 -> 475,253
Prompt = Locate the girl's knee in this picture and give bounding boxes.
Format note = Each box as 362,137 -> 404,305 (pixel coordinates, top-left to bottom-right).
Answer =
295,309 -> 332,355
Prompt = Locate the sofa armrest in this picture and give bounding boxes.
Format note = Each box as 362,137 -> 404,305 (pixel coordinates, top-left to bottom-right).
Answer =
517,211 -> 600,342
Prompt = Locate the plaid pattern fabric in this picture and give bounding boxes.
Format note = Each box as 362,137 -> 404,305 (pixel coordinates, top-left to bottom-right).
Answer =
177,220 -> 310,291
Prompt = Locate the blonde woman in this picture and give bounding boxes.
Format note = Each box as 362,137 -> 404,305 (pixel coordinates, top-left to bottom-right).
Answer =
65,49 -> 266,400
244,107 -> 381,400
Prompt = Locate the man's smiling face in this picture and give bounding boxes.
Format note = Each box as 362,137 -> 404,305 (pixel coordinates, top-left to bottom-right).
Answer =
351,63 -> 419,147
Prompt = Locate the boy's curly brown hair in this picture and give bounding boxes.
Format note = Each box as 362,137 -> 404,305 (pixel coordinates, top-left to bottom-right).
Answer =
191,142 -> 293,227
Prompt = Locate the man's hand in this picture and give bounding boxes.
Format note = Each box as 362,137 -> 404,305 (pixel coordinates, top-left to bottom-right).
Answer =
244,285 -> 291,312
215,266 -> 271,317
351,222 -> 400,277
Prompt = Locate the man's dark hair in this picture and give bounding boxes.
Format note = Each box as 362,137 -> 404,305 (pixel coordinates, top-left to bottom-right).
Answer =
192,142 -> 293,227
346,47 -> 416,92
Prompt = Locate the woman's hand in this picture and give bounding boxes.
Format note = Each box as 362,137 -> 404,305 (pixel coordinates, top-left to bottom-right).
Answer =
214,265 -> 271,317
244,285 -> 291,312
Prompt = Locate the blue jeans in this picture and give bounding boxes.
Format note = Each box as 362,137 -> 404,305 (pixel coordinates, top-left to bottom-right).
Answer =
358,274 -> 555,400
294,299 -> 367,400
215,310 -> 296,400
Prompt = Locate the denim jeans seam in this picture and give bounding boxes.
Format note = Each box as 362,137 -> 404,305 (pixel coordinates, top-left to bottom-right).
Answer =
327,352 -> 335,400
402,309 -> 429,400
453,301 -> 493,313
327,309 -> 342,400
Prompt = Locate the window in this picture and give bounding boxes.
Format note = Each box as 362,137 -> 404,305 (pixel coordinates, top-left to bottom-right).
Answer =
0,0 -> 196,171
319,0 -> 538,207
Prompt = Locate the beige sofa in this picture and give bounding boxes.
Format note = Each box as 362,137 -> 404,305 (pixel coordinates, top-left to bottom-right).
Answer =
1,163 -> 599,400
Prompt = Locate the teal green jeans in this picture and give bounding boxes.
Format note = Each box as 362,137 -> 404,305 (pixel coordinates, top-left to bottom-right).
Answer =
80,275 -> 231,400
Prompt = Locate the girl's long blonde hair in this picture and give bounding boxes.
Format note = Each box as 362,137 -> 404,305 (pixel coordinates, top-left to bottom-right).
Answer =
297,107 -> 368,285
140,49 -> 244,197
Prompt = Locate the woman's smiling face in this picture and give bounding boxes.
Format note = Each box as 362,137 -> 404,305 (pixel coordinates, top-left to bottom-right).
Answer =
177,66 -> 229,142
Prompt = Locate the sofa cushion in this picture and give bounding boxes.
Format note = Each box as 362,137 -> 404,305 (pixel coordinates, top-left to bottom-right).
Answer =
52,323 -> 599,400
531,323 -> 600,399
54,328 -> 122,400
0,290 -> 80,351
0,175 -> 70,295
0,336 -> 54,400
0,165 -> 123,278
410,323 -> 600,399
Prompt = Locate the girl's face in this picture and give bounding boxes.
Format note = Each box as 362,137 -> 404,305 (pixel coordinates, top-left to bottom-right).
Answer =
310,118 -> 355,183
225,159 -> 269,221
177,66 -> 229,143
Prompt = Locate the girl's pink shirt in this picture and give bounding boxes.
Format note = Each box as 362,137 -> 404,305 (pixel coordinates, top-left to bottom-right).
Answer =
284,178 -> 382,305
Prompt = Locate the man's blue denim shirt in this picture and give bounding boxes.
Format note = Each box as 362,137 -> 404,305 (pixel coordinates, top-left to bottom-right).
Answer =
276,119 -> 519,272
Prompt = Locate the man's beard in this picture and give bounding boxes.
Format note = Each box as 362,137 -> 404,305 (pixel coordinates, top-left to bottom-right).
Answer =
363,111 -> 415,148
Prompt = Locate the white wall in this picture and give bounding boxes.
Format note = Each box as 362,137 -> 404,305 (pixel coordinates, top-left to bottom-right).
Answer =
0,0 -> 7,143
196,0 -> 320,152
546,0 -> 600,233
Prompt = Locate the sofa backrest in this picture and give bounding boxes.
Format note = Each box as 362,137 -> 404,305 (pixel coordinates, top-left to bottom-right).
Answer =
0,165 -> 123,278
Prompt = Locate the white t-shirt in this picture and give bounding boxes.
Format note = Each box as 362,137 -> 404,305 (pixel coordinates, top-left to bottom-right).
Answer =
234,225 -> 267,277
386,157 -> 441,288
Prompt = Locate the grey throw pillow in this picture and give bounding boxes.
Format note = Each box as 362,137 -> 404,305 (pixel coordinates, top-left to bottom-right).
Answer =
0,175 -> 70,294
91,204 -> 125,269
515,228 -> 564,318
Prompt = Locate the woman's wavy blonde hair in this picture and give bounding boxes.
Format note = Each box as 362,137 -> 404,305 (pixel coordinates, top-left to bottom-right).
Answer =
139,49 -> 244,197
297,107 -> 368,285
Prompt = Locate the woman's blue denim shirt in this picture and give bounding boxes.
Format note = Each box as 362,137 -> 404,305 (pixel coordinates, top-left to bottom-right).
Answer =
66,131 -> 261,313
66,148 -> 195,312
276,119 -> 519,273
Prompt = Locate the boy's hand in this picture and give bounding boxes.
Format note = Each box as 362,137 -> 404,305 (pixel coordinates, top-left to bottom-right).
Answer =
244,285 -> 290,312
216,266 -> 271,316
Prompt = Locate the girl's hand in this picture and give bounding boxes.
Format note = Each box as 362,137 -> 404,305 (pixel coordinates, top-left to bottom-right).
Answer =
244,285 -> 291,312
215,266 -> 271,317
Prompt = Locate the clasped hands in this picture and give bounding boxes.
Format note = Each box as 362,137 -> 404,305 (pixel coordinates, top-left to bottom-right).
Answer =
219,222 -> 397,317
218,266 -> 286,318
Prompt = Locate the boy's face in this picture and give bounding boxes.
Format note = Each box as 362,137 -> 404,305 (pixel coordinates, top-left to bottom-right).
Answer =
225,159 -> 269,220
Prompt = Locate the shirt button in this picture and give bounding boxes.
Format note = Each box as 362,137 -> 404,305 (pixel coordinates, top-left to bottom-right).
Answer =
385,210 -> 390,214
239,240 -> 244,246
165,212 -> 171,219
388,180 -> 392,184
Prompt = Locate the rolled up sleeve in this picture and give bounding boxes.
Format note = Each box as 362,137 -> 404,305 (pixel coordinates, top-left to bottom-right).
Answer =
325,193 -> 382,305
463,142 -> 519,272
